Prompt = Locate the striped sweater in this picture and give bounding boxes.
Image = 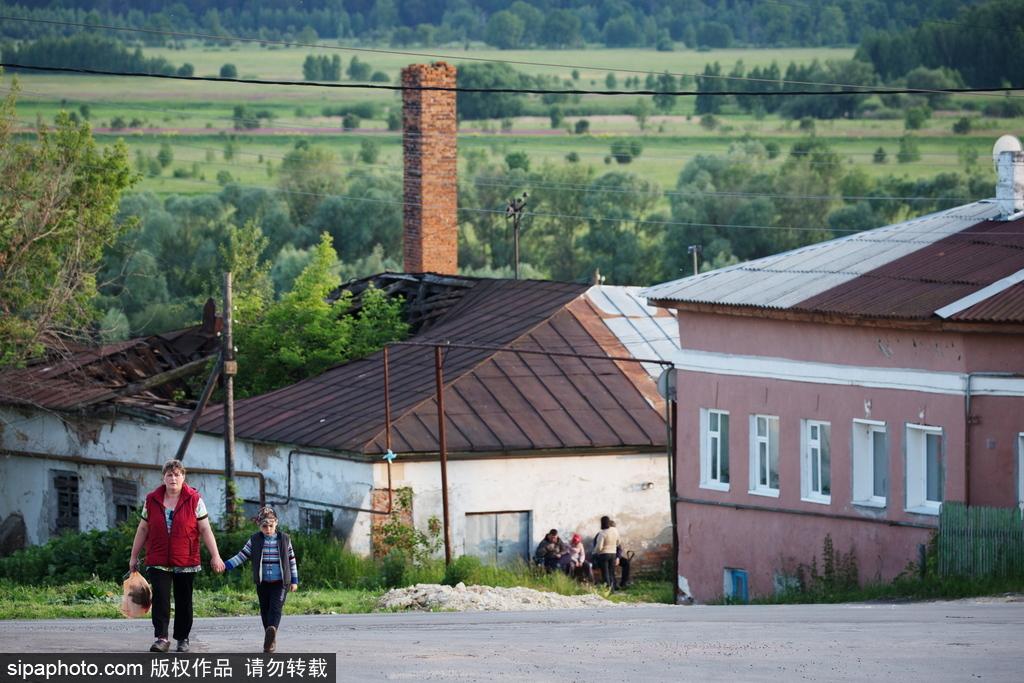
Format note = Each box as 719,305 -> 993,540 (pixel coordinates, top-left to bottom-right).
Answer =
225,533 -> 299,584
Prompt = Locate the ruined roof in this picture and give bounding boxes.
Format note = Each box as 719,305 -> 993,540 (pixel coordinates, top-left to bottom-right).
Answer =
643,200 -> 1024,323
190,279 -> 676,456
0,307 -> 221,418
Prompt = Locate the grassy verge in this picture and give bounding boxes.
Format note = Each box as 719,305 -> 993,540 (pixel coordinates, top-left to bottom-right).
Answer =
0,575 -> 671,620
749,575 -> 1024,606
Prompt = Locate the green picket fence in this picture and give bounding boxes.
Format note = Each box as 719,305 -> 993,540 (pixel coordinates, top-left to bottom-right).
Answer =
939,502 -> 1024,578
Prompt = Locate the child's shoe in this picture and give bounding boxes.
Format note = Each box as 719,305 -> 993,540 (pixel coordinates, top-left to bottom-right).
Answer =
263,626 -> 276,653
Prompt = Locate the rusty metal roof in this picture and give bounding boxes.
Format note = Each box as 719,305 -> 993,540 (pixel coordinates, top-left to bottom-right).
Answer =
191,279 -> 670,455
644,200 -> 1024,323
0,315 -> 221,416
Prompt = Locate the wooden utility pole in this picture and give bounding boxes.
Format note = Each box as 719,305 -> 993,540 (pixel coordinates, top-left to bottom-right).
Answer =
222,272 -> 237,527
434,345 -> 452,564
506,192 -> 528,280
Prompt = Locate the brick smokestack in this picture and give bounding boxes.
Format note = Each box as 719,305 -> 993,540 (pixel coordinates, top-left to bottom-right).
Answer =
402,62 -> 458,274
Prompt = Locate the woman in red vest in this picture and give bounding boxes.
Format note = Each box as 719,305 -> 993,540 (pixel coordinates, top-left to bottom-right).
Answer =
129,459 -> 225,653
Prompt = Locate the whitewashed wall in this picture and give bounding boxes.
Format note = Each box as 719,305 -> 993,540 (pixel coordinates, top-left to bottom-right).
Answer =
382,453 -> 672,559
1,407 -> 671,562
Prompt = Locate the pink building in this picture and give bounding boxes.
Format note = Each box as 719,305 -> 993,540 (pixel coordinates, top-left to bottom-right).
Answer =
644,149 -> 1024,602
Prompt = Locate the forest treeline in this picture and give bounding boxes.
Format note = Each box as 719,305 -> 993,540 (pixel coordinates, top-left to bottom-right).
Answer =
0,0 -> 982,50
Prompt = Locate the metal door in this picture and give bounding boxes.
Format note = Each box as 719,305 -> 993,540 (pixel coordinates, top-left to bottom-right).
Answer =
464,511 -> 531,567
495,511 -> 530,566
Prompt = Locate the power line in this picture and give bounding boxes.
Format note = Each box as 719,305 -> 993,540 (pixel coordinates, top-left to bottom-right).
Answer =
4,62 -> 1019,99
2,13 -> 1020,99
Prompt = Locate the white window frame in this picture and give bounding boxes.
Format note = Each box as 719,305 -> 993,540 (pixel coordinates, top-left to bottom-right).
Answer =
749,414 -> 780,497
905,423 -> 944,515
852,419 -> 887,508
700,408 -> 730,491
800,419 -> 832,504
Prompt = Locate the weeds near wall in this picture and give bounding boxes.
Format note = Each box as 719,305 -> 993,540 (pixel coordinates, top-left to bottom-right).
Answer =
790,534 -> 860,600
370,487 -> 442,584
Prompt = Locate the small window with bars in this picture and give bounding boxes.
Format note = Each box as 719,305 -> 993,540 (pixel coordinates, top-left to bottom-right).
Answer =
109,478 -> 139,526
52,471 -> 79,534
300,507 -> 331,532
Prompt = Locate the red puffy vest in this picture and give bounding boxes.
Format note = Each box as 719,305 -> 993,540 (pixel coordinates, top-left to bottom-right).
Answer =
145,483 -> 201,567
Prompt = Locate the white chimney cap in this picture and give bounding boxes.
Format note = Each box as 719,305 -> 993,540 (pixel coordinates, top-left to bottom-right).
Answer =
992,135 -> 1022,167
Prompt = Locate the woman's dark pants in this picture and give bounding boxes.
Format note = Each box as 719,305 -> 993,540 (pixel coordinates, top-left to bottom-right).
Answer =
148,568 -> 194,640
257,581 -> 288,630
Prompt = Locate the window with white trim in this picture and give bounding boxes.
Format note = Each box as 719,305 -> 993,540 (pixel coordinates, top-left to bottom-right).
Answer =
700,409 -> 730,490
801,420 -> 831,503
906,424 -> 943,514
749,414 -> 780,496
852,420 -> 887,507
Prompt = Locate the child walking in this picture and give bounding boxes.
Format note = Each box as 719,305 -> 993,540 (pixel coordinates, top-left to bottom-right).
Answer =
224,507 -> 299,653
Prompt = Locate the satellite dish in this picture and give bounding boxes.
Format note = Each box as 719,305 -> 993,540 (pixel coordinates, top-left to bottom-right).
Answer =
656,367 -> 676,401
992,135 -> 1023,166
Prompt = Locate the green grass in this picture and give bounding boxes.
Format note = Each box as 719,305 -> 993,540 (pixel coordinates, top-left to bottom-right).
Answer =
748,574 -> 1024,606
6,40 -> 1014,199
0,574 -> 671,620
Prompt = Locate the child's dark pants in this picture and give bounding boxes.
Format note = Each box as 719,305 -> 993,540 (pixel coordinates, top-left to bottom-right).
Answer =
256,581 -> 288,629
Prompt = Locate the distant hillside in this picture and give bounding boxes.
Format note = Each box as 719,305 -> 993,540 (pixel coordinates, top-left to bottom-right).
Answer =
0,0 -> 983,49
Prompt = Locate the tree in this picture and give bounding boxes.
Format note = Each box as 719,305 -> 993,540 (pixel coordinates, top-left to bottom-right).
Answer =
484,10 -> 525,49
0,83 -> 137,365
219,63 -> 238,78
359,139 -> 380,164
897,136 -> 921,163
278,140 -> 343,226
653,72 -> 677,113
156,141 -> 174,168
455,62 -> 529,120
631,98 -> 651,130
347,56 -> 372,81
603,15 -> 642,47
904,107 -> 930,130
233,233 -> 408,397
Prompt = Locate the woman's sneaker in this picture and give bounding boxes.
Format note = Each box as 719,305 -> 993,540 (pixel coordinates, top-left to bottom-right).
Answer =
263,626 -> 277,653
149,638 -> 170,653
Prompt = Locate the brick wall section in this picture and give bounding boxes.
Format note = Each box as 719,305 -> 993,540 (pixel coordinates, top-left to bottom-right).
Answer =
402,62 -> 458,274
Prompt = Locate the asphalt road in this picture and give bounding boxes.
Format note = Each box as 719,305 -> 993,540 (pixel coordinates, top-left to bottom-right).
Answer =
2,600 -> 1022,682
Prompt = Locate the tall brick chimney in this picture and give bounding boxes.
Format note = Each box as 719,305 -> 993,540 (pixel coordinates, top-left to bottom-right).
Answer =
402,62 -> 458,274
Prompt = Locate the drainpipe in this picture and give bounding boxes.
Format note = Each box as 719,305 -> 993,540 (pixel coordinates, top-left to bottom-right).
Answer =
667,388 -> 680,603
1,448 -> 265,507
964,371 -> 1024,506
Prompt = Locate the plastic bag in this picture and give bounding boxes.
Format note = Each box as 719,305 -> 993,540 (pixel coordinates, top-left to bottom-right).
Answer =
120,570 -> 152,618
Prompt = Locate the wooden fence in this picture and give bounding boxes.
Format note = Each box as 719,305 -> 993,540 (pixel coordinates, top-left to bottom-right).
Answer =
939,502 -> 1024,578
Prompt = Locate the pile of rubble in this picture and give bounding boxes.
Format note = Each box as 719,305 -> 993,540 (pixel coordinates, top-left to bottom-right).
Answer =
375,583 -> 620,612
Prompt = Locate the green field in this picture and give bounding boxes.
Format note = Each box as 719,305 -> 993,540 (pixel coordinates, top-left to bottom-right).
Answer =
5,42 -> 1019,198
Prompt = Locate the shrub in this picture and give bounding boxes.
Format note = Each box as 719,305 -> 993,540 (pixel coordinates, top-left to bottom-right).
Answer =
442,555 -> 483,586
897,136 -> 920,163
952,117 -> 972,135
873,146 -> 888,164
342,113 -> 361,130
220,63 -> 238,78
699,114 -> 718,130
0,519 -> 385,590
574,119 -> 590,135
904,106 -> 930,130
387,110 -> 401,131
